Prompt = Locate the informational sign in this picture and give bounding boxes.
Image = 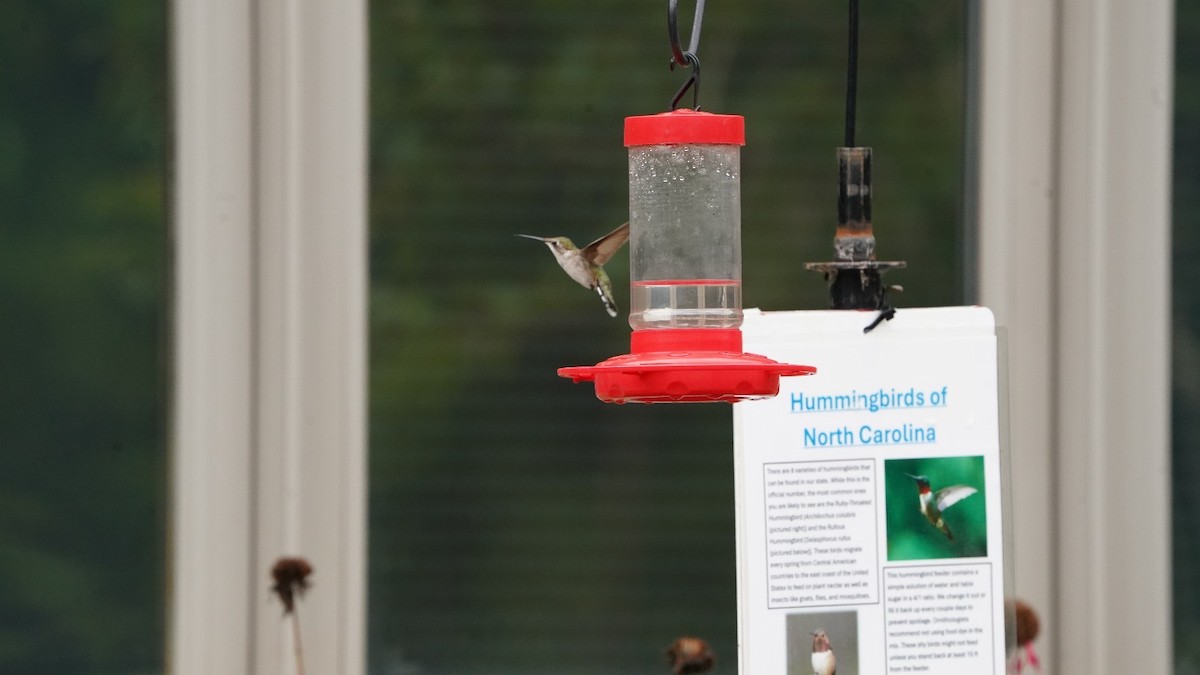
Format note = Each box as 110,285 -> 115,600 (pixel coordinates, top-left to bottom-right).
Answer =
734,307 -> 1008,675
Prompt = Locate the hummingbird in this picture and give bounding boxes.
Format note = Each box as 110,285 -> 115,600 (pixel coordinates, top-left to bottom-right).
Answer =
517,221 -> 630,317
810,629 -> 836,675
905,473 -> 978,540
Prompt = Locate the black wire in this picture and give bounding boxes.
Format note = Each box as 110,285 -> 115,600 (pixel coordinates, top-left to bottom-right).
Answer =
688,0 -> 705,55
845,0 -> 859,147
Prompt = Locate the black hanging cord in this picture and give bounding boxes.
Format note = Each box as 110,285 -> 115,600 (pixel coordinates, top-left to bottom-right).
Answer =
667,0 -> 706,110
845,0 -> 860,147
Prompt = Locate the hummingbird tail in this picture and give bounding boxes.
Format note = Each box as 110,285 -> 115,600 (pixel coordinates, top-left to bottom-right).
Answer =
939,521 -> 955,540
596,285 -> 618,318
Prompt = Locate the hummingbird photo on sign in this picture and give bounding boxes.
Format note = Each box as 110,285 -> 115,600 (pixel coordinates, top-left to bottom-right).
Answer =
785,610 -> 858,675
884,456 -> 988,561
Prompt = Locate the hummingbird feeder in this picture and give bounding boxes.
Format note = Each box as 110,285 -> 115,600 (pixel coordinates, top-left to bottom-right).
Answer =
805,0 -> 904,331
558,1 -> 815,403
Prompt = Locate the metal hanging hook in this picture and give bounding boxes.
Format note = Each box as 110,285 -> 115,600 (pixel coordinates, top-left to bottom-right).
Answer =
667,0 -> 705,66
667,0 -> 706,110
669,53 -> 701,111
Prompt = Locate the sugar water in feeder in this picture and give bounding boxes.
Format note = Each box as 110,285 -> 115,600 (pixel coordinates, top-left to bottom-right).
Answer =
627,110 -> 743,331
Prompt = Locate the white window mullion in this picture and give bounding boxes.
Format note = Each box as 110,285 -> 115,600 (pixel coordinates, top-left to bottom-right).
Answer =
978,0 -> 1173,672
170,0 -> 257,672
171,0 -> 367,672
251,0 -> 368,672
976,0 -> 1059,667
1053,1 -> 1173,672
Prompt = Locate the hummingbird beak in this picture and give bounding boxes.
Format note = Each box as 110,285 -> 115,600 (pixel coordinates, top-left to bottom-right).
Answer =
904,473 -> 920,480
515,234 -> 549,242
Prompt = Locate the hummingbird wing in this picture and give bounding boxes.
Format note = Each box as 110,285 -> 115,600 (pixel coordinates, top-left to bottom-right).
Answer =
934,485 -> 977,512
581,221 -> 630,266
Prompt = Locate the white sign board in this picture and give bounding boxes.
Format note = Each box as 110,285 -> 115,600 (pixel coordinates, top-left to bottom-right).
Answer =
734,307 -> 1008,675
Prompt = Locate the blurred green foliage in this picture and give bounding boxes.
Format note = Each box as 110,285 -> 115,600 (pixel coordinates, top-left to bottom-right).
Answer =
0,1 -> 167,672
884,457 -> 987,562
369,1 -> 966,673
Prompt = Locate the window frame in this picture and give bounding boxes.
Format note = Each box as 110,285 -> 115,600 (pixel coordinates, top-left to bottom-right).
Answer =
170,0 -> 367,672
169,0 -> 1173,672
976,0 -> 1174,672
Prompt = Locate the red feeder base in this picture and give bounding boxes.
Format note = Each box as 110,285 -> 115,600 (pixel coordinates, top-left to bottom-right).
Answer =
558,328 -> 816,404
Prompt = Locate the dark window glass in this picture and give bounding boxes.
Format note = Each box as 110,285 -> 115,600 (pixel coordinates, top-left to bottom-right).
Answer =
0,3 -> 167,672
1174,2 -> 1200,671
369,2 -> 966,672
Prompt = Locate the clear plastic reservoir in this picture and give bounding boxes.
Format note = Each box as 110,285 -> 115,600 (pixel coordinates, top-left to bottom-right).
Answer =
627,141 -> 743,330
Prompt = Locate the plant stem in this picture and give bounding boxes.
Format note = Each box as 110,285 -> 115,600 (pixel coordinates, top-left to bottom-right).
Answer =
292,607 -> 307,675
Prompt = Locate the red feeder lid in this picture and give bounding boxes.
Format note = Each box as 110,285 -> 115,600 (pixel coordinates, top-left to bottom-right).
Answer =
558,328 -> 815,404
625,109 -> 745,147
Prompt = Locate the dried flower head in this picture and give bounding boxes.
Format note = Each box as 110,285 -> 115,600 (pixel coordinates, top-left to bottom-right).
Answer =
1014,599 -> 1040,647
271,556 -> 313,615
666,636 -> 715,675
1005,597 -> 1043,673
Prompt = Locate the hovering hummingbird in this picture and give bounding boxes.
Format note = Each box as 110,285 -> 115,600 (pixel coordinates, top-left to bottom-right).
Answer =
905,473 -> 978,540
810,629 -> 836,675
517,221 -> 630,317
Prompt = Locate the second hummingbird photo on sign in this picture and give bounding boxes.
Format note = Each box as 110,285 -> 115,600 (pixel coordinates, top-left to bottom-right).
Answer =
785,610 -> 858,675
884,456 -> 988,561
516,221 -> 630,318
